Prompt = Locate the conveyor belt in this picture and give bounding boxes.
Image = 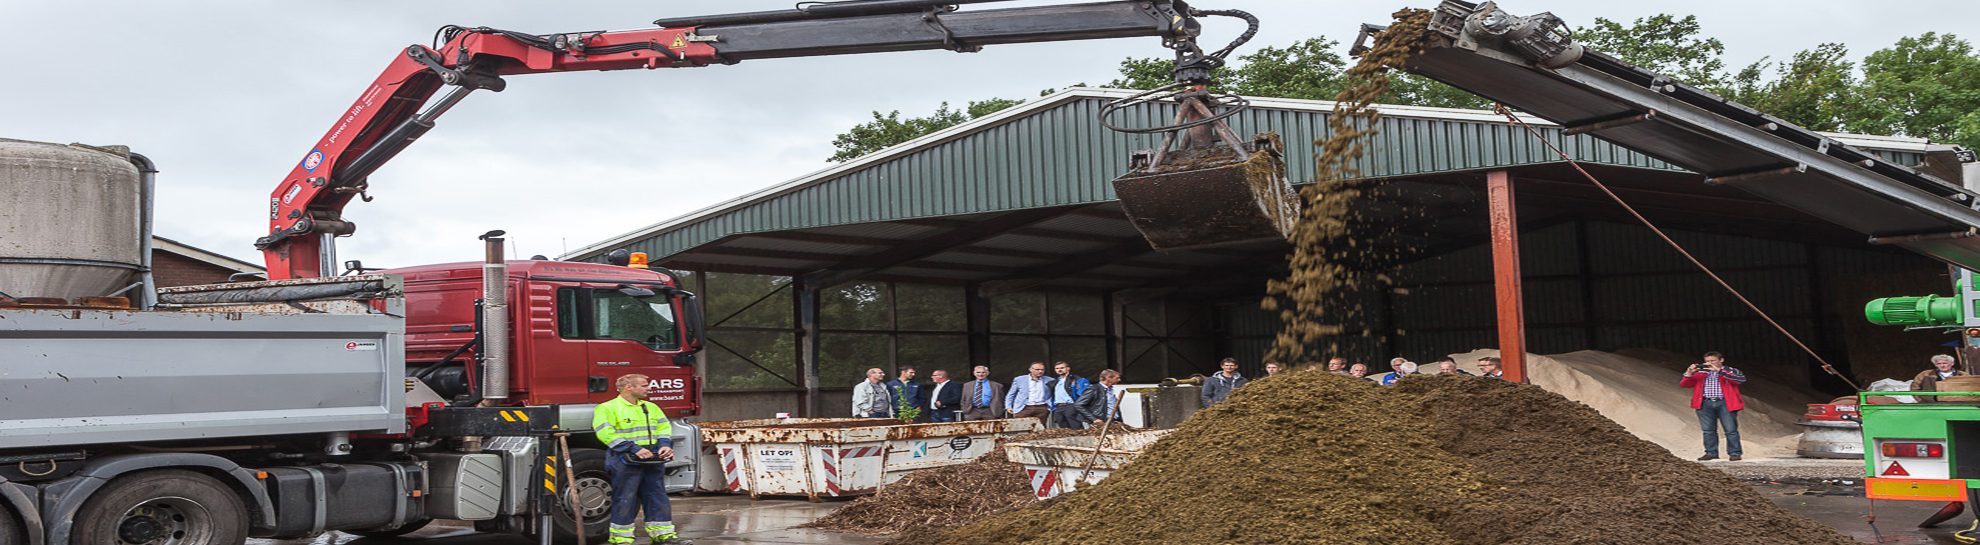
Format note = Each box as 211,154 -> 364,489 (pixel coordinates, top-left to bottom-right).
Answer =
1361,1 -> 1980,268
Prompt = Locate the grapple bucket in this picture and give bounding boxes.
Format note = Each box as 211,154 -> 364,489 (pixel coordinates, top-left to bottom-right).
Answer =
1114,133 -> 1298,251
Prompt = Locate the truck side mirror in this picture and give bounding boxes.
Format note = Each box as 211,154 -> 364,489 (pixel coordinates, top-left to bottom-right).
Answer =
679,290 -> 705,356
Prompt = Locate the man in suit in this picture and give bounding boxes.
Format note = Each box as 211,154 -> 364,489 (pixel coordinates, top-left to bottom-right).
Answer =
959,365 -> 1006,421
1075,369 -> 1125,427
924,369 -> 964,422
1006,362 -> 1058,426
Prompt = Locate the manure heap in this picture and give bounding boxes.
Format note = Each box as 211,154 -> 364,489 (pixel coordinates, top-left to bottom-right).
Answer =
926,372 -> 1853,545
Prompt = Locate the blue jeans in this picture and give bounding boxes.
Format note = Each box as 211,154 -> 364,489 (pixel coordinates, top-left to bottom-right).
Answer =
927,408 -> 958,422
1696,398 -> 1742,457
606,451 -> 672,527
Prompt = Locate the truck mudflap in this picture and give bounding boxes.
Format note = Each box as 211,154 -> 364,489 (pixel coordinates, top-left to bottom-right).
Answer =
1865,477 -> 1971,502
0,476 -> 45,545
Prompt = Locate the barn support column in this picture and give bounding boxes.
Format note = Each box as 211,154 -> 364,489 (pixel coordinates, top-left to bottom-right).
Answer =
1487,170 -> 1529,383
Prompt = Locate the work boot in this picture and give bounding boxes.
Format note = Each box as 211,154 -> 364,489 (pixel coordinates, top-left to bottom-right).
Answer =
1729,455 -> 1742,461
1695,454 -> 1717,461
654,536 -> 695,545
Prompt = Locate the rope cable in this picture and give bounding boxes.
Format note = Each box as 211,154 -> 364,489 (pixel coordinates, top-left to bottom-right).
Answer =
1492,103 -> 1862,392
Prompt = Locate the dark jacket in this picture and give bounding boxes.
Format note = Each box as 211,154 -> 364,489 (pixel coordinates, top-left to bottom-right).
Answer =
1074,383 -> 1120,423
1053,375 -> 1093,407
1200,372 -> 1247,407
885,378 -> 923,413
926,379 -> 964,411
960,378 -> 1007,415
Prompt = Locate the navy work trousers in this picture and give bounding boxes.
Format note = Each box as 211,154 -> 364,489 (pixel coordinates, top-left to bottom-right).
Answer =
606,451 -> 672,527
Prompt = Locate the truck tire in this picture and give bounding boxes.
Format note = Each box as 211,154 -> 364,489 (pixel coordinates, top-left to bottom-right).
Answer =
0,503 -> 23,545
546,448 -> 611,545
71,469 -> 247,545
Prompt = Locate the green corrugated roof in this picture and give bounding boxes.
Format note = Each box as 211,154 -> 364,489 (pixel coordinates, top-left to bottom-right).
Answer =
566,88 -> 1926,262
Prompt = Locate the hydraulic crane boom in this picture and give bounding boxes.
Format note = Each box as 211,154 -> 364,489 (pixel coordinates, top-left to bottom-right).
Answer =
259,0 -> 1233,279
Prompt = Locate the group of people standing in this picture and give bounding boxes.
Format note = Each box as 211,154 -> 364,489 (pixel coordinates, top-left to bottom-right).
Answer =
1308,355 -> 1507,384
852,361 -> 1125,429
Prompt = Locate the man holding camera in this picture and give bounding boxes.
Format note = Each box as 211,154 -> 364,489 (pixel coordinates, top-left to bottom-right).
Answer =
1680,351 -> 1747,462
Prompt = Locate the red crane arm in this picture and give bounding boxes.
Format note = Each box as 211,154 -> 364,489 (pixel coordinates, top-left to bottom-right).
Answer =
260,1 -> 1212,279
259,28 -> 723,278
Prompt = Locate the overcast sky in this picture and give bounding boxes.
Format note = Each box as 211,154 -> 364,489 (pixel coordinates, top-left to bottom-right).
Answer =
3,1 -> 1974,270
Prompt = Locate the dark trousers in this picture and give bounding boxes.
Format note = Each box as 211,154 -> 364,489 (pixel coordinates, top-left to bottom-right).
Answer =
1013,404 -> 1051,425
1696,398 -> 1742,457
1049,405 -> 1087,429
962,407 -> 997,421
927,408 -> 960,422
606,452 -> 673,526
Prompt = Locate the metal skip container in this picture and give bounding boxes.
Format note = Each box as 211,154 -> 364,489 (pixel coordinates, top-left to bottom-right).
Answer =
1004,429 -> 1169,500
696,417 -> 1042,500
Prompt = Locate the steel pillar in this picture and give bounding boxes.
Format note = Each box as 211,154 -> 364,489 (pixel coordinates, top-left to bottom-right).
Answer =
1487,170 -> 1528,383
795,280 -> 822,417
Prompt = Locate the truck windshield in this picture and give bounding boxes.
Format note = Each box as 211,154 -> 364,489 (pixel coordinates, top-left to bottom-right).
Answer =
592,291 -> 681,350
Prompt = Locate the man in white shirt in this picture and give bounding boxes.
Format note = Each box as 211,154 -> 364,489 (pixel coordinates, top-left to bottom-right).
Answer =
925,369 -> 962,422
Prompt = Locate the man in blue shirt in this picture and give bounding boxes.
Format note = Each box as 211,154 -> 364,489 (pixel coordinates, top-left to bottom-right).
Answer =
1005,362 -> 1058,425
1048,361 -> 1094,428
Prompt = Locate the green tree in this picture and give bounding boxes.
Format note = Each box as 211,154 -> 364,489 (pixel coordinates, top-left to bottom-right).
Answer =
1227,38 -> 1348,99
1106,56 -> 1187,90
1845,32 -> 1980,147
1574,14 -> 1728,89
1722,43 -> 1856,131
827,97 -> 1025,162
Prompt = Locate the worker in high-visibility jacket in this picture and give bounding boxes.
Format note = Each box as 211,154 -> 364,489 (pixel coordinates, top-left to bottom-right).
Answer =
593,374 -> 690,545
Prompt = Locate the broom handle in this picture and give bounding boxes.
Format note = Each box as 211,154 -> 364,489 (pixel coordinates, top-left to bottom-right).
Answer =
1076,389 -> 1131,485
558,433 -> 587,545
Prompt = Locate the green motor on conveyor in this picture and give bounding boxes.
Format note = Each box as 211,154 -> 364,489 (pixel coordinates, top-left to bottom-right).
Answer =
1866,294 -> 1962,327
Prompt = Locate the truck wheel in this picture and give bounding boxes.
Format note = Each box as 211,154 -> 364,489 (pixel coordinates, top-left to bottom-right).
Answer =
71,469 -> 247,545
0,503 -> 23,545
546,448 -> 611,545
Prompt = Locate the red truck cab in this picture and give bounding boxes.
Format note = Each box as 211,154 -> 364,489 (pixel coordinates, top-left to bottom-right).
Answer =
386,259 -> 703,417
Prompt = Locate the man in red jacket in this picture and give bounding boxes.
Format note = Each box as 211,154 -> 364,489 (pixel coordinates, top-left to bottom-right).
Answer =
1680,351 -> 1746,461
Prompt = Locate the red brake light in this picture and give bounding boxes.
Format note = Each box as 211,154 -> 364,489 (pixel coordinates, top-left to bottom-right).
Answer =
1883,442 -> 1945,458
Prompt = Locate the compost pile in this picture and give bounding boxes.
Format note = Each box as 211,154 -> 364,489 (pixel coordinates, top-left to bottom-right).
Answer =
806,427 -> 1125,536
919,371 -> 1854,545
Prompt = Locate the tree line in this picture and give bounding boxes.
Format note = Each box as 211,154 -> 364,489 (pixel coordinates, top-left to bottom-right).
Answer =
828,15 -> 1980,162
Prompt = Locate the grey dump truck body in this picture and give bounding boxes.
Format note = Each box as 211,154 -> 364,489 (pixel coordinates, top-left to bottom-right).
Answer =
0,306 -> 404,449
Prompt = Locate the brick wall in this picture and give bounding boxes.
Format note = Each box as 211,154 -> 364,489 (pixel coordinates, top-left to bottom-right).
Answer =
151,251 -> 243,288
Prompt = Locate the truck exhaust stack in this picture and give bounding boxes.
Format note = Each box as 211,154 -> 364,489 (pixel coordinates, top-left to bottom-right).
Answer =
479,230 -> 510,401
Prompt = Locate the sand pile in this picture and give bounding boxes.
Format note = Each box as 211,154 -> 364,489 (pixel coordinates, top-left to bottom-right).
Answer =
919,371 -> 1853,545
1450,349 -> 1813,458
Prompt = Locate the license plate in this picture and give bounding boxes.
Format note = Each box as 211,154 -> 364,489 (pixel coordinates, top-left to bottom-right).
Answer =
1839,405 -> 1858,412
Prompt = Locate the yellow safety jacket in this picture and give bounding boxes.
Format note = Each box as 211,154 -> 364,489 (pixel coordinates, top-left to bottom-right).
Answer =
592,396 -> 673,452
